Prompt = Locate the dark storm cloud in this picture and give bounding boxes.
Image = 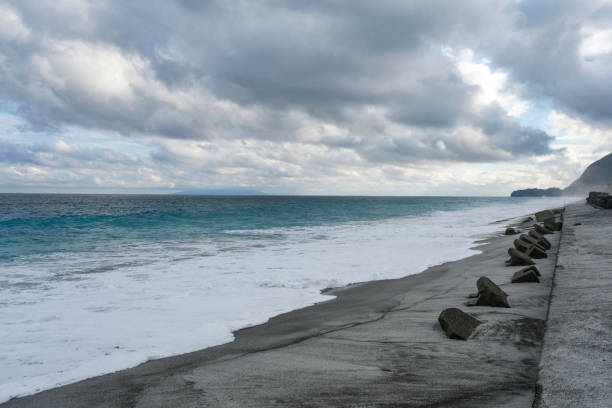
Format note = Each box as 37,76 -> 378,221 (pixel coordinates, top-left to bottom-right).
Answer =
6,0 -> 604,165
388,72 -> 477,128
474,105 -> 555,155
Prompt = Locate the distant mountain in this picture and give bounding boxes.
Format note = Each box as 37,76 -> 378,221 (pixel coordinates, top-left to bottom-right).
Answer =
511,152 -> 612,197
173,188 -> 267,195
511,187 -> 563,197
564,153 -> 612,195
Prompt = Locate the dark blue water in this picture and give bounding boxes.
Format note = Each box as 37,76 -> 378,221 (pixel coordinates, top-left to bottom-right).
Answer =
0,194 -> 540,262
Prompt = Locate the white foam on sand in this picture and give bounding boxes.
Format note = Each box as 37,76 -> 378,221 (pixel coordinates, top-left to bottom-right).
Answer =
0,196 -> 577,402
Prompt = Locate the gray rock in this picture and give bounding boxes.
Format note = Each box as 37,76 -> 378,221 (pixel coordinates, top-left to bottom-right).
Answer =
529,229 -> 544,239
544,218 -> 563,231
512,268 -> 540,283
519,234 -> 532,244
519,234 -> 549,250
513,238 -> 529,252
586,191 -> 612,208
514,239 -> 547,259
527,231 -> 552,249
505,227 -> 519,235
467,277 -> 511,308
526,235 -> 550,251
535,224 -> 554,235
535,210 -> 555,222
438,308 -> 482,340
530,246 -> 548,259
507,247 -> 536,266
520,265 -> 541,276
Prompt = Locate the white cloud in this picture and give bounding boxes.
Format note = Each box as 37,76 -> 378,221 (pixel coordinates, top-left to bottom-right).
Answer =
444,47 -> 530,117
53,140 -> 75,153
545,110 -> 612,167
27,40 -> 149,106
0,2 -> 30,42
580,26 -> 612,60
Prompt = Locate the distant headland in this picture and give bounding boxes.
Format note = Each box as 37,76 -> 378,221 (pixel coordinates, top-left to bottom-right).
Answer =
511,153 -> 612,197
511,187 -> 563,197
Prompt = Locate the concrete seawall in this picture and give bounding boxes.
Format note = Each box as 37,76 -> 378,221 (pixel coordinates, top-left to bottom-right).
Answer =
536,202 -> 612,407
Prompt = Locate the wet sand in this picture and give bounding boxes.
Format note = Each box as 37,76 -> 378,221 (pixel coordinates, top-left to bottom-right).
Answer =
2,212 -> 563,407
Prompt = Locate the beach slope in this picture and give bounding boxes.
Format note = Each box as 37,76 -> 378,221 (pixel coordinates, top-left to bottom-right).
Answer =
2,215 -> 562,408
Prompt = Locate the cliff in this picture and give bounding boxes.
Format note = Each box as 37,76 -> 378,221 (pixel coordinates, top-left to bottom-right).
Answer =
564,153 -> 612,195
511,153 -> 612,197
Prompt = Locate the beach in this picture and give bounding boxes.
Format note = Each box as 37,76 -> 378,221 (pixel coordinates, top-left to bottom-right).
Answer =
0,195 -> 572,401
2,200 -> 583,407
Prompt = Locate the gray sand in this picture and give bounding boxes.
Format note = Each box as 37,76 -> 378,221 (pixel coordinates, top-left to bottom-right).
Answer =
2,215 -> 561,407
537,202 -> 612,407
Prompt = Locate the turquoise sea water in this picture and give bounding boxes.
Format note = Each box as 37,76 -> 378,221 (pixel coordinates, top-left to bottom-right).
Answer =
0,194 -> 549,262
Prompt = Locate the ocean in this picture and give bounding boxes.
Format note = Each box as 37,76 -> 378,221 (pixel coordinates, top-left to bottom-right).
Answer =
0,194 -> 575,401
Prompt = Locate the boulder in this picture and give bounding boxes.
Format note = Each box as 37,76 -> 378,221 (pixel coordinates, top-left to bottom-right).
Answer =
505,227 -> 519,235
587,192 -> 612,209
531,247 -> 547,259
553,208 -> 564,215
544,218 -> 563,231
520,265 -> 541,277
467,277 -> 511,308
512,268 -> 540,283
524,216 -> 534,222
519,234 -> 545,249
535,210 -> 555,222
438,308 -> 482,340
514,239 -> 547,259
513,238 -> 529,252
529,229 -> 544,239
527,231 -> 552,249
507,247 -> 536,266
521,236 -> 549,253
529,229 -> 551,243
535,224 -> 554,235
520,233 -> 551,250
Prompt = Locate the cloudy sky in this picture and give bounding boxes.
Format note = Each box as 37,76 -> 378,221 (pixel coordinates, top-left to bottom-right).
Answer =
1,0 -> 611,195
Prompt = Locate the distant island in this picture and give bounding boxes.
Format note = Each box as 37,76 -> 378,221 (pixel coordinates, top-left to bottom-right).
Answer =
511,152 -> 612,196
511,188 -> 563,197
172,188 -> 267,196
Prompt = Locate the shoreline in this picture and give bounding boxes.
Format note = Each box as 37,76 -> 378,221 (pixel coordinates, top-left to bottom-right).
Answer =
2,208 -> 565,407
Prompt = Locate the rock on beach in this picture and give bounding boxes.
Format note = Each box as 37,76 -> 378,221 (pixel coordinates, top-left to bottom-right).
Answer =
438,308 -> 482,340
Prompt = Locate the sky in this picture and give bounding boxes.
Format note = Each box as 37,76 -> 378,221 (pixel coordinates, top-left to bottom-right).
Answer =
1,0 -> 611,195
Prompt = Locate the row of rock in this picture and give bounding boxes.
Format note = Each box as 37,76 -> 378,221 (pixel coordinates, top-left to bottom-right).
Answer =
587,191 -> 612,209
438,208 -> 563,340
